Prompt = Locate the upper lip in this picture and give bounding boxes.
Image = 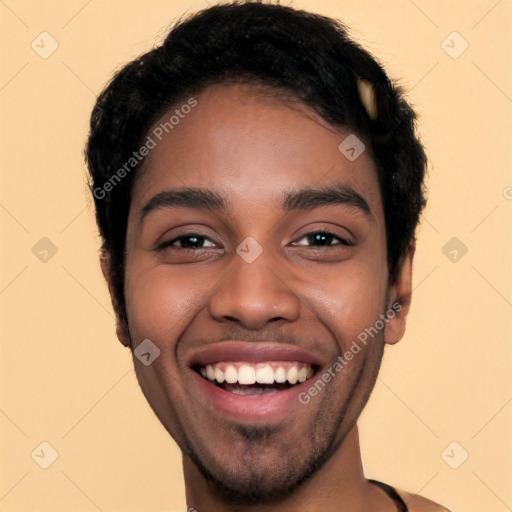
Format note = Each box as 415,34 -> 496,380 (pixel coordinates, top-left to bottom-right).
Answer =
186,341 -> 325,368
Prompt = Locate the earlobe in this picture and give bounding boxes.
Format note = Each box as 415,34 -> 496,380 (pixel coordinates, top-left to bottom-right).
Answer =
384,245 -> 415,345
99,250 -> 131,348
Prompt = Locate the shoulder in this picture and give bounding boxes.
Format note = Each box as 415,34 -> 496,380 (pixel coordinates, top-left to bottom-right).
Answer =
395,487 -> 451,512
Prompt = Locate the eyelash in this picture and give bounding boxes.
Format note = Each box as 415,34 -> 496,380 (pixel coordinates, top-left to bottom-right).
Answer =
157,230 -> 354,251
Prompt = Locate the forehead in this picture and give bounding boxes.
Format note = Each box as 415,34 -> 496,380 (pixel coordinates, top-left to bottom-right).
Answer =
130,82 -> 383,221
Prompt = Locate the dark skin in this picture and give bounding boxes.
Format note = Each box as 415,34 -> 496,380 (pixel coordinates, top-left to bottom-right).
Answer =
101,83 -> 446,511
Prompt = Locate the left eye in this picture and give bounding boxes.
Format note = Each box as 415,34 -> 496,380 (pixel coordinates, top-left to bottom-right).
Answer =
292,231 -> 353,248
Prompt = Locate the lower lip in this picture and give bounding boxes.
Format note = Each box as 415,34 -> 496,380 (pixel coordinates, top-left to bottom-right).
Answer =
190,370 -> 313,421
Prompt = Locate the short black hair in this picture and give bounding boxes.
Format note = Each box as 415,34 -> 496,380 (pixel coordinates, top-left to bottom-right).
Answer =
85,0 -> 427,335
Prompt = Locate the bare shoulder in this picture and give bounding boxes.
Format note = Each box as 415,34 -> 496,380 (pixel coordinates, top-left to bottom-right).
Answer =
396,487 -> 451,512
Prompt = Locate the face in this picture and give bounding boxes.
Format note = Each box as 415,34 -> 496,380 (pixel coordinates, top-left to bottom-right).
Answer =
104,83 -> 411,503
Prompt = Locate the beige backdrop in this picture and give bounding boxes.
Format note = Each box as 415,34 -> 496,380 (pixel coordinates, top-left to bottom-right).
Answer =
1,1 -> 511,511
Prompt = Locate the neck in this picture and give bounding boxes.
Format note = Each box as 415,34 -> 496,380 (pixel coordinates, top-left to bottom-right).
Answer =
182,424 -> 395,512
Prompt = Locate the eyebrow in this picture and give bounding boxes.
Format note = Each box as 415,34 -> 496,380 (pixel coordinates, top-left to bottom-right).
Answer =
139,182 -> 370,223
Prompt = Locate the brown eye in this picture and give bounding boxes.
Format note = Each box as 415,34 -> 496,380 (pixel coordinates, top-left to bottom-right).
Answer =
292,231 -> 353,248
158,233 -> 216,250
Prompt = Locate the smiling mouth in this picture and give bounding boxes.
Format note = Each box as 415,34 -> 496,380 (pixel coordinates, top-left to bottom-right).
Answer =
194,361 -> 316,396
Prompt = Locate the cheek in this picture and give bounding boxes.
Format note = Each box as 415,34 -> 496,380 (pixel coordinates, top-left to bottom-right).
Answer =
302,260 -> 388,350
124,263 -> 203,347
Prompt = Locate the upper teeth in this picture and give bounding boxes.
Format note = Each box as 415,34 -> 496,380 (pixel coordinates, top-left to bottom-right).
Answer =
199,362 -> 314,385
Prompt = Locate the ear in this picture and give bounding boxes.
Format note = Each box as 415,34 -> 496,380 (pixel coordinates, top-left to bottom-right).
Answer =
384,245 -> 415,345
99,250 -> 131,348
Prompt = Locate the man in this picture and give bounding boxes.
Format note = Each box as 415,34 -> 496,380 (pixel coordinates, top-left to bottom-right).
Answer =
86,2 -> 449,510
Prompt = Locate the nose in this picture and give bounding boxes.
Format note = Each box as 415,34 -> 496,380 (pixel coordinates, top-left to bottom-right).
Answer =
208,248 -> 301,329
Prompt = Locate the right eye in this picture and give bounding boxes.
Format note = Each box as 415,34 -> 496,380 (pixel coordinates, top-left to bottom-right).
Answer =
157,233 -> 217,251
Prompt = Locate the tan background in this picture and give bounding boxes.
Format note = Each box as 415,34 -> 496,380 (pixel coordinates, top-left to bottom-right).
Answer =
1,0 -> 511,510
